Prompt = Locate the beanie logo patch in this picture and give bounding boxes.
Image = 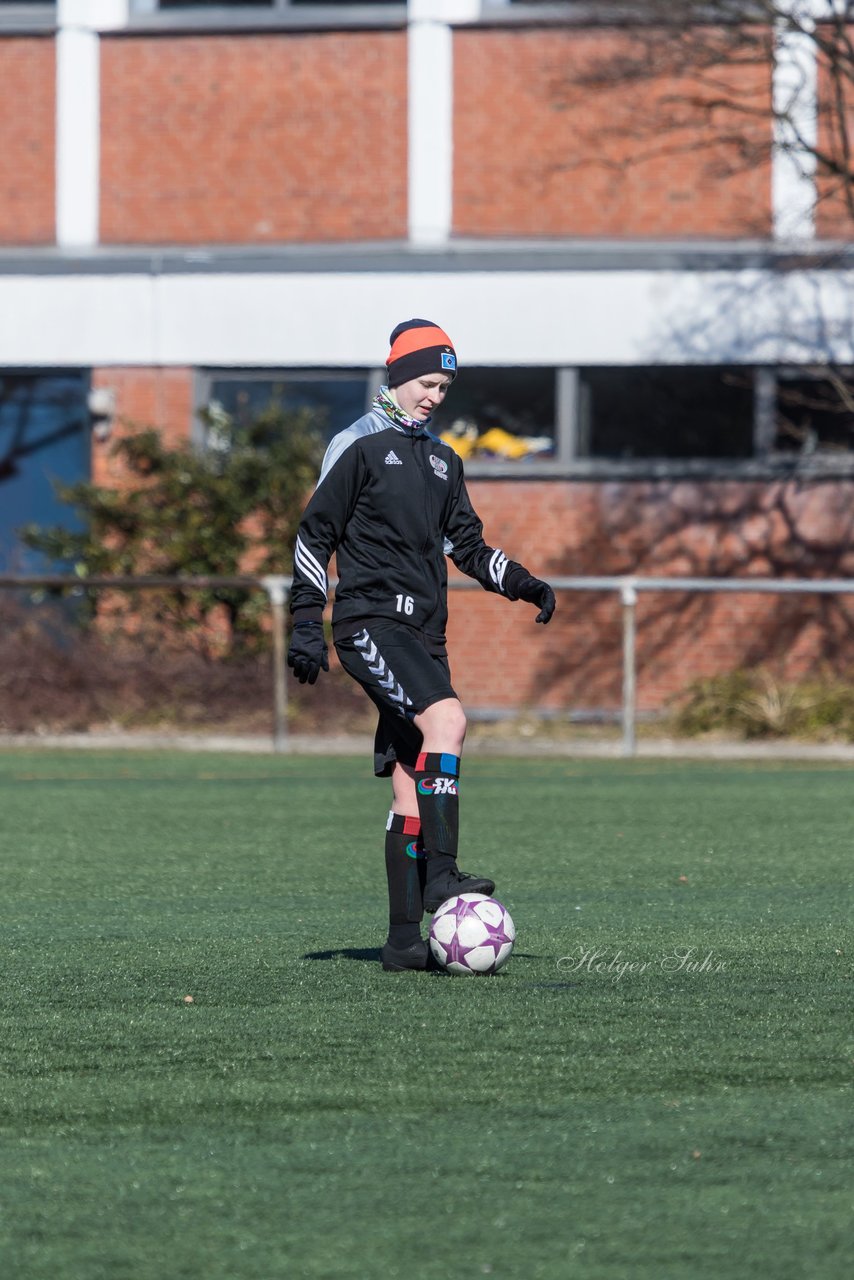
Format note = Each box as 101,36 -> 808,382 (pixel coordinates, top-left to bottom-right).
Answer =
441,352 -> 456,371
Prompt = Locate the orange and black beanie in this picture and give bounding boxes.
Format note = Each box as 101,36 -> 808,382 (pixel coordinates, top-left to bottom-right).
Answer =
386,318 -> 457,388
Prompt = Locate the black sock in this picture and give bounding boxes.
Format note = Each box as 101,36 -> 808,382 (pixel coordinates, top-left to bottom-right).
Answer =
414,752 -> 460,882
385,812 -> 424,947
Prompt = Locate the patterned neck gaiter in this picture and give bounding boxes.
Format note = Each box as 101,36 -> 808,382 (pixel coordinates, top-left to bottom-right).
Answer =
373,385 -> 429,432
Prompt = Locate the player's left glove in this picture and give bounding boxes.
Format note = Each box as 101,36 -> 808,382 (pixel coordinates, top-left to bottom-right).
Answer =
513,575 -> 556,625
287,620 -> 329,685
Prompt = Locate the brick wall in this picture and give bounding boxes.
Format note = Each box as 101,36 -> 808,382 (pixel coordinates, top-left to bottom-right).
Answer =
0,24 -> 847,249
452,28 -> 773,238
99,32 -> 407,244
0,38 -> 55,244
89,368 -> 854,713
813,33 -> 854,240
91,367 -> 195,485
447,478 -> 854,713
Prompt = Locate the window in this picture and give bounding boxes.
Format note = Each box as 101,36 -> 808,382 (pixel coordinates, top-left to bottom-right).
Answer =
772,368 -> 854,455
198,371 -> 375,451
430,367 -> 557,463
201,367 -> 560,465
198,364 -> 854,475
127,0 -> 409,24
0,371 -> 90,572
154,1 -> 275,7
145,1 -> 400,8
0,2 -> 56,20
578,366 -> 755,461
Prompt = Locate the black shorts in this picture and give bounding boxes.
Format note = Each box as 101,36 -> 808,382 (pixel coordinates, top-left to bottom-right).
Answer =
334,619 -> 457,777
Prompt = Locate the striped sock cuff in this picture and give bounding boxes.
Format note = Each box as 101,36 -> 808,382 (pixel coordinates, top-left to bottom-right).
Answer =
415,752 -> 460,777
386,811 -> 423,836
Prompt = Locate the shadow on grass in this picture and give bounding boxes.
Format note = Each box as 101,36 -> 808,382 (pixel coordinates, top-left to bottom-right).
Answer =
302,949 -> 549,981
303,945 -> 455,976
302,947 -> 379,963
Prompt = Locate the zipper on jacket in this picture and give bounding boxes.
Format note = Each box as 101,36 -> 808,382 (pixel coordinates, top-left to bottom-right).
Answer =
410,432 -> 442,623
411,433 -> 433,555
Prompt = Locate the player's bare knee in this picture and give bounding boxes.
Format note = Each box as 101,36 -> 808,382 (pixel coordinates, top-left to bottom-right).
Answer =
448,701 -> 467,748
416,697 -> 466,753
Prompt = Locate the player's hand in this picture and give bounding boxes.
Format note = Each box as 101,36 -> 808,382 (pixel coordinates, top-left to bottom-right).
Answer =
515,575 -> 556,625
287,621 -> 329,684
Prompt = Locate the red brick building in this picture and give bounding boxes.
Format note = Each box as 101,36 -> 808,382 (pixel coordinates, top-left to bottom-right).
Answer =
2,1 -> 853,720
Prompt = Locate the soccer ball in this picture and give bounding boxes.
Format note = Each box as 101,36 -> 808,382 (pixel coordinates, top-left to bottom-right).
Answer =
428,894 -> 516,976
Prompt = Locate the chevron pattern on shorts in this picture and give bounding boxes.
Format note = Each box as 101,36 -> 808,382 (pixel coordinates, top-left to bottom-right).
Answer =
353,629 -> 413,714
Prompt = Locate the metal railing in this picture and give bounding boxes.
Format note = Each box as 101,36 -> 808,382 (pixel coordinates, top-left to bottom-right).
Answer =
2,572 -> 854,755
545,575 -> 854,755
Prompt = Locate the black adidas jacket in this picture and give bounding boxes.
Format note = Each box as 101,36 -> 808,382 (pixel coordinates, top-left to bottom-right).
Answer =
290,401 -> 531,642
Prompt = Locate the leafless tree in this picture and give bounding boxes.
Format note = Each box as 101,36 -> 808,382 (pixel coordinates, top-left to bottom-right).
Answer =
550,1 -> 854,224
541,2 -> 854,446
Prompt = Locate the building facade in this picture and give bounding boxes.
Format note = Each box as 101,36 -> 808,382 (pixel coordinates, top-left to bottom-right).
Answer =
1,0 -> 853,718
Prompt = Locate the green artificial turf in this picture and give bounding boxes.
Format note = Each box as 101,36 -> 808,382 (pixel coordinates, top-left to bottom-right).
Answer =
0,750 -> 852,1279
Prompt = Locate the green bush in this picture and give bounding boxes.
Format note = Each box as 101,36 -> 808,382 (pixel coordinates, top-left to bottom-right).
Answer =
670,667 -> 854,741
19,405 -> 325,653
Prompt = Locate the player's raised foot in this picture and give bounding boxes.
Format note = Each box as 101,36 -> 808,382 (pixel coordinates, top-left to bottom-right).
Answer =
423,866 -> 496,913
380,937 -> 430,972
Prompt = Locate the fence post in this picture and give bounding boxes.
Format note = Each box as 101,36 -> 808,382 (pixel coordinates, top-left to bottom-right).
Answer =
261,576 -> 290,753
620,581 -> 638,758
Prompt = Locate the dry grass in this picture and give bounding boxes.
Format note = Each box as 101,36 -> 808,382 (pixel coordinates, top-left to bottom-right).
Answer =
0,597 -> 369,736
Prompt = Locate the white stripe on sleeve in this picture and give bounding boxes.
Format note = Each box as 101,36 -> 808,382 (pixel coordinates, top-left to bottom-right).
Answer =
489,549 -> 508,590
294,535 -> 328,597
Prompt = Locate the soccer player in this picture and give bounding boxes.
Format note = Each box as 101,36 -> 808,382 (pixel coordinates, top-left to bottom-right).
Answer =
287,320 -> 555,971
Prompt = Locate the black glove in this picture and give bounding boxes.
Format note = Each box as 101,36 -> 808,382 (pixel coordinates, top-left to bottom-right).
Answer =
287,621 -> 329,685
515,575 -> 556,625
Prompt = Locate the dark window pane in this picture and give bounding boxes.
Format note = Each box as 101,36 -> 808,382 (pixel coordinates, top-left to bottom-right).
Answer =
206,374 -> 371,446
0,372 -> 90,572
579,366 -> 754,460
774,370 -> 854,453
155,2 -> 404,6
157,3 -> 275,8
431,367 -> 555,463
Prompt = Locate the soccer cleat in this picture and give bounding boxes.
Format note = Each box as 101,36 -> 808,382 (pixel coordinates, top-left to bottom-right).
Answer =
380,937 -> 430,972
423,867 -> 496,913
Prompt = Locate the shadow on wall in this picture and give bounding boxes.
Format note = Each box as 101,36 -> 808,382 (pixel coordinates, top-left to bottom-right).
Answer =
641,260 -> 854,371
525,260 -> 854,709
529,478 -> 854,712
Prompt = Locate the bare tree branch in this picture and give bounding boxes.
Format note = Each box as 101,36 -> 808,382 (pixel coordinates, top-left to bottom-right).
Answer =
550,0 -> 853,224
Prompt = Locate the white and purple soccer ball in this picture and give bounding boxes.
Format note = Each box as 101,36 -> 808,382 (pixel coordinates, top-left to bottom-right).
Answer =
428,894 -> 516,976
